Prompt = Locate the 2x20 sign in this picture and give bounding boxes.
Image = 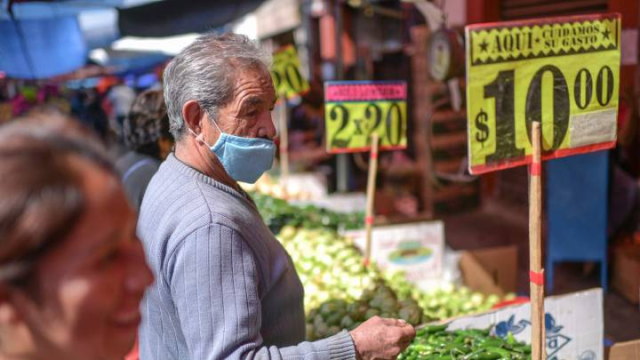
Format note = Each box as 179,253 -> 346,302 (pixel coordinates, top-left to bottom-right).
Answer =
465,13 -> 621,174
272,45 -> 310,99
325,81 -> 408,153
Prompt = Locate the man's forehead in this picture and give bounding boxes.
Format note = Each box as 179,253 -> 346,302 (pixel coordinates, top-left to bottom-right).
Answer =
234,66 -> 273,85
232,72 -> 275,103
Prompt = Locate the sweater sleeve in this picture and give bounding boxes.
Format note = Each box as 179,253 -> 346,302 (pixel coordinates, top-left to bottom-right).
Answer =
167,224 -> 357,360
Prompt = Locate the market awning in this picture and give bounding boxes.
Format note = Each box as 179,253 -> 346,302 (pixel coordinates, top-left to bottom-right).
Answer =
0,0 -> 141,79
0,15 -> 87,79
0,0 -> 267,79
117,0 -> 264,37
98,49 -> 170,75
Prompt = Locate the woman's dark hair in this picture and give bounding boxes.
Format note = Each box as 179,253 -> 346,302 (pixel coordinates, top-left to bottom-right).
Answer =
124,89 -> 172,159
0,113 -> 116,291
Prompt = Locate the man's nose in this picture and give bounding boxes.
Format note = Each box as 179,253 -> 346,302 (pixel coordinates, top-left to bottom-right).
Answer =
258,111 -> 277,139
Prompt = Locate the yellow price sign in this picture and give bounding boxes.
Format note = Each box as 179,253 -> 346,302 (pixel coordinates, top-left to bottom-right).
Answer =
272,45 -> 310,99
324,81 -> 408,153
465,13 -> 621,174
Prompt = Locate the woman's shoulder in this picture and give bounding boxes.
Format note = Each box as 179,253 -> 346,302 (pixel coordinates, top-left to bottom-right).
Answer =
116,151 -> 159,172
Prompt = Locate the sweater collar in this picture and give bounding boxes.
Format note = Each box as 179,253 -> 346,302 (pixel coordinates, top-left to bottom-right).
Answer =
164,153 -> 257,208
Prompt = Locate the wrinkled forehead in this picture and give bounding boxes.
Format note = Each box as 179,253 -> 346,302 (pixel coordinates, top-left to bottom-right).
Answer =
229,67 -> 276,103
234,62 -> 273,84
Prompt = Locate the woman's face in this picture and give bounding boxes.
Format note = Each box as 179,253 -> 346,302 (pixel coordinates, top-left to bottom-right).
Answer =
15,159 -> 153,360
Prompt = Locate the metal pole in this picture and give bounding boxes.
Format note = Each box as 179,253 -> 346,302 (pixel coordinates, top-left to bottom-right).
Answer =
334,0 -> 349,192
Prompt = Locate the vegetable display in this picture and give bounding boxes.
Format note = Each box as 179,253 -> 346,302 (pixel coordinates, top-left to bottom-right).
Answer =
254,192 -> 514,339
399,325 -> 532,360
252,192 -> 364,234
277,225 -> 428,340
384,272 -> 511,320
277,226 -> 378,311
305,284 -> 425,340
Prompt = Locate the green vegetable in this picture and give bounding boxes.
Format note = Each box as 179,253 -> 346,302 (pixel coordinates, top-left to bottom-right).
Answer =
340,315 -> 355,329
252,193 -> 515,341
251,192 -> 364,234
365,308 -> 381,320
400,324 -> 532,360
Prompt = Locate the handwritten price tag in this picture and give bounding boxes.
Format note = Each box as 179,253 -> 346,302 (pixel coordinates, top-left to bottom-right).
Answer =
466,13 -> 621,174
324,81 -> 408,153
272,45 -> 310,99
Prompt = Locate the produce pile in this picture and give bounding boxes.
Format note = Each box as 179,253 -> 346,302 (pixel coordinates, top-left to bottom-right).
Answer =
277,225 -> 511,340
254,193 -> 514,339
277,225 -> 428,340
384,272 -> 510,320
399,324 -> 532,360
252,193 -> 364,234
243,173 -> 320,200
277,226 -> 378,311
306,285 -> 426,340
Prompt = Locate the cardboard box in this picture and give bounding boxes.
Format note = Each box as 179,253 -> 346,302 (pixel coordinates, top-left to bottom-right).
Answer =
459,246 -> 518,297
608,339 -> 640,360
612,244 -> 640,304
345,222 -> 517,296
444,289 -> 604,360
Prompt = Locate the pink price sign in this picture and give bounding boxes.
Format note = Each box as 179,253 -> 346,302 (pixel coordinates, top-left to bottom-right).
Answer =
324,81 -> 408,153
325,82 -> 407,102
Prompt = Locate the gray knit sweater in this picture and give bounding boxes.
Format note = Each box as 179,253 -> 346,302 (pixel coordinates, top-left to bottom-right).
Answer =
137,154 -> 356,360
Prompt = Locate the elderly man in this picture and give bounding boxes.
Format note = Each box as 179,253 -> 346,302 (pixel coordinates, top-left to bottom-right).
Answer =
138,33 -> 415,360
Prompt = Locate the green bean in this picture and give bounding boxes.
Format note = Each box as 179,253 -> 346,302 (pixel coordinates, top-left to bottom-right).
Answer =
478,338 -> 505,347
485,347 -> 512,357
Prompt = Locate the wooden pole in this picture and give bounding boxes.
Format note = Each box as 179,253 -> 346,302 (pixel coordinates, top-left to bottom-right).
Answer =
364,134 -> 380,264
410,26 -> 435,218
278,96 -> 289,190
529,121 -> 546,360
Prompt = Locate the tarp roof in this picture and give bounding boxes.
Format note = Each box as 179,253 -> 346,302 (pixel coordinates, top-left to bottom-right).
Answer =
0,0 -> 265,79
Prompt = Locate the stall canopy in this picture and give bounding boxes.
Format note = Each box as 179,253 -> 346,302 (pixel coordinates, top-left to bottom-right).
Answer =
118,0 -> 264,37
0,0 -> 265,79
99,49 -> 170,76
0,15 -> 87,79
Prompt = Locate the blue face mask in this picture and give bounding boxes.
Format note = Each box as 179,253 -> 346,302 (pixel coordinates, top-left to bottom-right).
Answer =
190,119 -> 276,184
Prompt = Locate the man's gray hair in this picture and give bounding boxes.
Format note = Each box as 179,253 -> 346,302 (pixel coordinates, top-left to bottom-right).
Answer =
163,33 -> 272,140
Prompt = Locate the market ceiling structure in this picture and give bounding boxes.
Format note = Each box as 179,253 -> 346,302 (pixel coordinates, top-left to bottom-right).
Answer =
0,0 -> 264,79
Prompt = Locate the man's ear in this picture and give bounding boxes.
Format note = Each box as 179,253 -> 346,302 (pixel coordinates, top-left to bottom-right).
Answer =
182,100 -> 204,134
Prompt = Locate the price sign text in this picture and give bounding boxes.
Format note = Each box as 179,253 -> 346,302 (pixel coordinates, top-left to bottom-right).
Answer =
325,81 -> 408,153
465,14 -> 621,174
272,45 -> 309,99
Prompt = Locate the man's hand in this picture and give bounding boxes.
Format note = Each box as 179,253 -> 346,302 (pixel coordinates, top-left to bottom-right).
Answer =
349,316 -> 416,360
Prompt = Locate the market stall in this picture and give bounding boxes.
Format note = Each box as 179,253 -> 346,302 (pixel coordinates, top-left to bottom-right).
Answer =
1,0 -> 639,359
244,1 -> 639,358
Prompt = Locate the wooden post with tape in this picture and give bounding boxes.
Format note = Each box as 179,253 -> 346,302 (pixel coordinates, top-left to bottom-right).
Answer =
278,95 -> 290,190
364,133 -> 380,265
529,121 -> 546,360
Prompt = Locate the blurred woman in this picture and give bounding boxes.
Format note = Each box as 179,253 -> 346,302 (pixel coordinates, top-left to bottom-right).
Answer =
71,88 -> 109,141
116,89 -> 173,211
0,114 -> 153,360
